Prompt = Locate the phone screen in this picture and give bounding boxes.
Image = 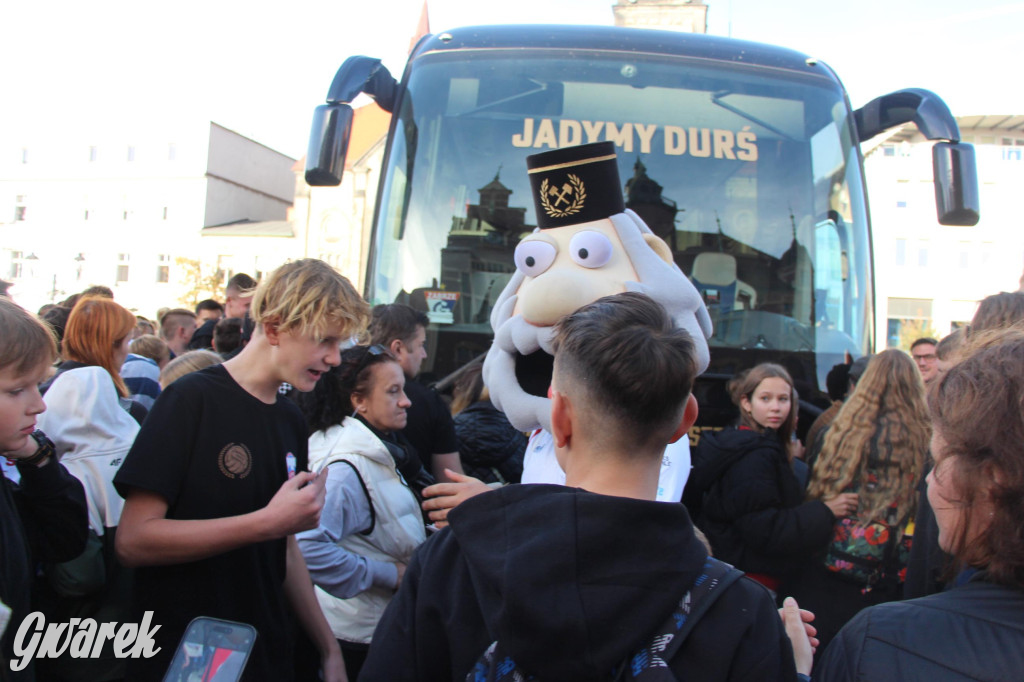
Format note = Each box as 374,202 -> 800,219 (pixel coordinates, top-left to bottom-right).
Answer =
162,617 -> 257,682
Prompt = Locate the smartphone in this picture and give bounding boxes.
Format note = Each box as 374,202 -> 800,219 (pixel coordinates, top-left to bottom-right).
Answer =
162,617 -> 257,682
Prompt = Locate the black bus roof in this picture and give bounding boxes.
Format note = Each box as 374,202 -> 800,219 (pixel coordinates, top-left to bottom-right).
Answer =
413,24 -> 828,78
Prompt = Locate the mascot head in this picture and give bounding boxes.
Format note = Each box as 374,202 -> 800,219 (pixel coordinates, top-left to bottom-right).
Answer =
483,141 -> 713,432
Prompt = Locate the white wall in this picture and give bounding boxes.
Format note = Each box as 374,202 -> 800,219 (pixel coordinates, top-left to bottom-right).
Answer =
866,126 -> 1024,345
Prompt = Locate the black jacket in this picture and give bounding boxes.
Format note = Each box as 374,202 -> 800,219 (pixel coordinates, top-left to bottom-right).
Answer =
453,401 -> 525,484
697,428 -> 834,579
817,574 -> 1024,681
361,484 -> 797,681
1,457 -> 89,681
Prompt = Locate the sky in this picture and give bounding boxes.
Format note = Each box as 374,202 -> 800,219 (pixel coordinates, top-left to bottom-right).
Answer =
2,0 -> 1021,158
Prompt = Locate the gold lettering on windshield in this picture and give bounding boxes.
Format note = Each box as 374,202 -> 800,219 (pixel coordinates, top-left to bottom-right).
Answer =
582,120 -> 605,144
665,126 -> 686,155
635,123 -> 656,154
559,119 -> 583,147
513,118 -> 534,147
689,127 -> 711,158
737,127 -> 759,161
510,118 -> 758,160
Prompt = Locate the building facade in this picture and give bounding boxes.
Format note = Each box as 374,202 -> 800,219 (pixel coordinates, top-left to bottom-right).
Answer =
865,115 -> 1024,346
1,122 -> 297,318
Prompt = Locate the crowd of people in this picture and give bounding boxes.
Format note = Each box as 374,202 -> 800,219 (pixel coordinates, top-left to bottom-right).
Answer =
2,255 -> 1024,682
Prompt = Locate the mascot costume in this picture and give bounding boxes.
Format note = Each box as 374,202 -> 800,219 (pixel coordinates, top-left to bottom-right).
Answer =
483,141 -> 712,502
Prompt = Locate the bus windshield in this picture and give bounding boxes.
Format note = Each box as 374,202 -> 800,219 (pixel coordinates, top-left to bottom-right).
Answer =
368,48 -> 872,402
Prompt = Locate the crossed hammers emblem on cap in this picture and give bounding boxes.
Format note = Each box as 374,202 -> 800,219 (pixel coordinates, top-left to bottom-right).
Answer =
547,183 -> 573,207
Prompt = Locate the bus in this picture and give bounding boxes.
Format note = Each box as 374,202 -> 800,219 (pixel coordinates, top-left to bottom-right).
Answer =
306,24 -> 979,434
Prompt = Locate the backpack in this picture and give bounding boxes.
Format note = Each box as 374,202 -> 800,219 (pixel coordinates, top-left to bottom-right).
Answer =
822,506 -> 913,589
466,558 -> 744,682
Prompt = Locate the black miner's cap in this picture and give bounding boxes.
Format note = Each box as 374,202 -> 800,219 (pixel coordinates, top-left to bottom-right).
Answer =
527,141 -> 624,229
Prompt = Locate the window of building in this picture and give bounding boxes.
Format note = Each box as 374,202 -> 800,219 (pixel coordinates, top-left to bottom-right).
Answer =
21,148 -> 28,164
162,206 -> 169,220
896,200 -> 907,208
168,143 -> 176,161
887,297 -> 933,348
89,146 -> 98,162
883,145 -> 895,157
9,251 -> 23,280
13,194 -> 27,222
84,209 -> 90,221
116,253 -> 130,283
127,145 -> 135,162
981,242 -> 994,268
917,240 -> 929,267
895,238 -> 906,266
156,265 -> 169,283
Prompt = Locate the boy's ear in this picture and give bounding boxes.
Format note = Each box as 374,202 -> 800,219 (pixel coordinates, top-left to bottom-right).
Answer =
388,338 -> 403,357
263,319 -> 281,346
668,394 -> 699,444
550,389 -> 574,449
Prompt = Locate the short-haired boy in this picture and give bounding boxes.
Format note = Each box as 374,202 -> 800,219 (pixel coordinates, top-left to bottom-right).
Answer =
362,292 -> 800,681
0,298 -> 89,681
115,259 -> 370,681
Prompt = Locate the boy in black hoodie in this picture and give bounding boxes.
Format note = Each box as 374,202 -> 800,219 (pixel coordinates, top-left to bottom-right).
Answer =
362,292 -> 803,681
0,297 -> 88,680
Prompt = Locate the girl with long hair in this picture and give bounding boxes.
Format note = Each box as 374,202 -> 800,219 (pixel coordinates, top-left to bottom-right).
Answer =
811,328 -> 1024,680
697,363 -> 857,596
790,349 -> 930,654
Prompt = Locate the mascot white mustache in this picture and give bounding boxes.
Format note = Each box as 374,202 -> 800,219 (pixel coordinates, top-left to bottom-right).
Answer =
482,141 -> 712,502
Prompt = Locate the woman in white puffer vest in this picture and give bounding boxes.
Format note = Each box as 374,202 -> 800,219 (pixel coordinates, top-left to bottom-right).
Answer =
296,344 -> 430,680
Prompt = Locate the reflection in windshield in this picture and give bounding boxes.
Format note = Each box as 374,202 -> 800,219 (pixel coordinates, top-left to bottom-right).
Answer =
368,50 -> 872,397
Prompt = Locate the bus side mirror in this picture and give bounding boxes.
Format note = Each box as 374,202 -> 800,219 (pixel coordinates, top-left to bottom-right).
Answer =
305,103 -> 354,187
933,142 -> 980,226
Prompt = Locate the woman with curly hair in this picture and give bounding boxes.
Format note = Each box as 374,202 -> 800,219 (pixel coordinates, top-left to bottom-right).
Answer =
788,349 -> 930,654
811,328 -> 1024,681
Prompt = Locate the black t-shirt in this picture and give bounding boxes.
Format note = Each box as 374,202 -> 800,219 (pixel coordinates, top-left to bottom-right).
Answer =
113,364 -> 308,681
402,378 -> 458,470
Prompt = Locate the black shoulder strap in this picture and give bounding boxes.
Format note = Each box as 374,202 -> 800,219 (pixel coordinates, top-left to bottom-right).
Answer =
334,459 -> 375,536
623,557 -> 745,681
467,558 -> 744,682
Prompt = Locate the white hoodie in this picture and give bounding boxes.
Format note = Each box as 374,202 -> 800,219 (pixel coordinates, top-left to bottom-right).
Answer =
38,366 -> 139,535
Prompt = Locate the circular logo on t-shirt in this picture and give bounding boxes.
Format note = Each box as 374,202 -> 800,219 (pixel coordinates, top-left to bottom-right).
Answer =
218,443 -> 253,479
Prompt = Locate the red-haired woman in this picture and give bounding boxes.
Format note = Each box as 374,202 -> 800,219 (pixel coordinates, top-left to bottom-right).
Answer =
41,296 -> 146,424
34,296 -> 140,681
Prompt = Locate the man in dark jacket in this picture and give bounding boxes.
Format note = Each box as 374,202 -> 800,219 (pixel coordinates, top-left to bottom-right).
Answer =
362,292 -> 800,681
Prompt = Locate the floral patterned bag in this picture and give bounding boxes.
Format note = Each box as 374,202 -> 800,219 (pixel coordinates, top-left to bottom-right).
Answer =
822,507 -> 913,588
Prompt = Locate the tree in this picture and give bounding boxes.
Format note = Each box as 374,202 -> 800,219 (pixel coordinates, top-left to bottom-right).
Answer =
896,318 -> 939,351
175,257 -> 222,309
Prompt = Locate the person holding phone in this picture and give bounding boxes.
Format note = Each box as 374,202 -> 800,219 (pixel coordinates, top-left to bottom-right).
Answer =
114,260 -> 369,682
295,345 -> 431,680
